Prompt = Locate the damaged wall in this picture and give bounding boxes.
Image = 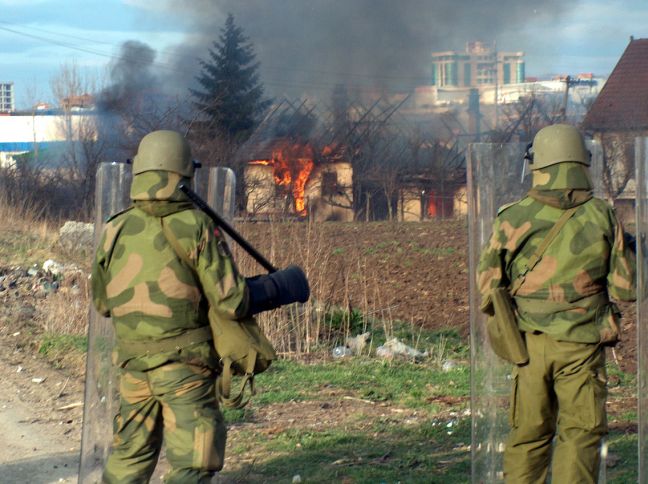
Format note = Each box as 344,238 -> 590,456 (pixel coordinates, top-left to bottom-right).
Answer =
245,161 -> 353,221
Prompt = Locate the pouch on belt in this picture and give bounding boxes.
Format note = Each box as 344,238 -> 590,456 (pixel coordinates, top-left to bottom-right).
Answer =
486,287 -> 529,365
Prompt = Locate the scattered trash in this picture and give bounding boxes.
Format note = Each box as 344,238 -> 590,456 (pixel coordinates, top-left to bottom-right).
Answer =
43,259 -> 64,277
375,338 -> 429,361
345,332 -> 371,355
27,265 -> 39,277
442,359 -> 458,372
16,366 -> 23,373
332,346 -> 353,358
32,377 -> 46,384
292,475 -> 302,483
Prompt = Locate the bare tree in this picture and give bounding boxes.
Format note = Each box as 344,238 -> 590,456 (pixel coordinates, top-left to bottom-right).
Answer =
50,62 -> 108,215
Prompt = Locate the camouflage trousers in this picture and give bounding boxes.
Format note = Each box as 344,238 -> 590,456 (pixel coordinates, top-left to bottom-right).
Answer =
504,332 -> 607,484
102,362 -> 227,484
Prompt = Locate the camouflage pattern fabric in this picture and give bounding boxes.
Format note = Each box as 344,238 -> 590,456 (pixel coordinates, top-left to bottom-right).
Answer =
477,160 -> 636,483
91,170 -> 248,481
102,363 -> 226,484
92,171 -> 249,370
478,162 -> 636,344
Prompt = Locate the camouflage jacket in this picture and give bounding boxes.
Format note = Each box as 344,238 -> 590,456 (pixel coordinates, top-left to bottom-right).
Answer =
478,190 -> 636,344
91,172 -> 249,370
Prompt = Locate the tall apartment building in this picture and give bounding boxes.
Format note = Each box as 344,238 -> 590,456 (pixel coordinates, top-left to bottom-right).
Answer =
0,82 -> 15,113
431,41 -> 525,88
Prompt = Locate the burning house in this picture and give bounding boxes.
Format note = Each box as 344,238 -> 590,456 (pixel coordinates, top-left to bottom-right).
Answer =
244,139 -> 353,221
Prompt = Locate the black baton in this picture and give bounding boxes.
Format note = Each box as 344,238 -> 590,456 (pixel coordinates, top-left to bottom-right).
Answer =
178,183 -> 278,273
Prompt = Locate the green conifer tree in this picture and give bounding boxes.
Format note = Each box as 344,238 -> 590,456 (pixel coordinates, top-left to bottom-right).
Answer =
190,13 -> 271,143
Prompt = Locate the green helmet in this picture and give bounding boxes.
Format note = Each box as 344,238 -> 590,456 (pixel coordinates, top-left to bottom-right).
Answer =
528,124 -> 590,170
132,130 -> 194,177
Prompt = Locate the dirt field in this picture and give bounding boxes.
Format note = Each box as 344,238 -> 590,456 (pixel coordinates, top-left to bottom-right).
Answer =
236,219 -> 470,333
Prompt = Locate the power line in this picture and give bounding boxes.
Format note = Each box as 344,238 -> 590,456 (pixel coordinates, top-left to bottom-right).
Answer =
0,23 -> 428,96
2,22 -> 434,85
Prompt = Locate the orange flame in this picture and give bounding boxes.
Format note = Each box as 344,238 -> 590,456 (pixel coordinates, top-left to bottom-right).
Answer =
250,143 -> 316,216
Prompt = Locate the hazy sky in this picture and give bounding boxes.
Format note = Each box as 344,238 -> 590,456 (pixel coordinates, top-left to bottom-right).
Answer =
1,0 -> 646,108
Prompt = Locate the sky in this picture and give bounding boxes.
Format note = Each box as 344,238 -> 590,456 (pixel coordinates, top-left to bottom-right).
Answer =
0,0 -> 647,109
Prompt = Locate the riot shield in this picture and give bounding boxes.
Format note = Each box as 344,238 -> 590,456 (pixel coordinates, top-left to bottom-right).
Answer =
78,164 -> 236,483
207,167 -> 237,223
468,140 -> 605,483
79,162 -> 132,483
468,142 -> 529,483
636,137 -> 648,483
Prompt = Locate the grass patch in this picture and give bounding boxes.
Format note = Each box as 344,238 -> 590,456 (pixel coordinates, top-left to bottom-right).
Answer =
607,429 -> 637,483
38,334 -> 88,356
223,351 -> 471,482
247,357 -> 469,409
37,333 -> 88,371
223,413 -> 471,483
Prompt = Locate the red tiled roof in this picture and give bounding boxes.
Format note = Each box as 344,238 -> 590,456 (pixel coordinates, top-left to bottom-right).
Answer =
583,38 -> 648,132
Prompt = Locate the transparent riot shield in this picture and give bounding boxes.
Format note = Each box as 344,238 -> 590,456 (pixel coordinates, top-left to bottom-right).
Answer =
468,140 -> 604,483
207,167 -> 237,223
79,162 -> 132,483
636,137 -> 648,483
78,164 -> 235,483
468,143 -> 529,483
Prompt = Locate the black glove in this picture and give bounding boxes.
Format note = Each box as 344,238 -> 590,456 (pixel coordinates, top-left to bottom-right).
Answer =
246,265 -> 310,315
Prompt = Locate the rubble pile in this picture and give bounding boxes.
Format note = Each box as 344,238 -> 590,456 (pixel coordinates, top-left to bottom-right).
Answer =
0,261 -> 88,338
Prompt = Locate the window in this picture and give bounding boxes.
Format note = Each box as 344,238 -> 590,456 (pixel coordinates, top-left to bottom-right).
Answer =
321,171 -> 338,196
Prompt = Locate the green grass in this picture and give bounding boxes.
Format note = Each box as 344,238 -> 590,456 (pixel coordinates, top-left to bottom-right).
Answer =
220,352 -> 640,483
38,333 -> 88,355
226,418 -> 471,483
607,429 -> 638,483
236,358 -> 469,409
220,355 -> 471,482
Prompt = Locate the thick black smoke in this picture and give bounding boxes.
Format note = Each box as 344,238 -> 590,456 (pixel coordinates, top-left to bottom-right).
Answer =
98,40 -> 158,112
162,0 -> 578,100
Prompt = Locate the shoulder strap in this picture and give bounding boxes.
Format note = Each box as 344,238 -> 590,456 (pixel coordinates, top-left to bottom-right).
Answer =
160,217 -> 193,267
510,205 -> 579,295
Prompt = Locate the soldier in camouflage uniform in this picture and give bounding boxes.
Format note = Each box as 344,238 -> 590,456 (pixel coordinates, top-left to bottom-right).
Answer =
91,130 -> 249,483
477,124 -> 636,483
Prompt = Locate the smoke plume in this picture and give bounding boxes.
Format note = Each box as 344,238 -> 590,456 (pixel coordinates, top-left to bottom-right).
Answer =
98,40 -> 158,112
162,0 -> 577,100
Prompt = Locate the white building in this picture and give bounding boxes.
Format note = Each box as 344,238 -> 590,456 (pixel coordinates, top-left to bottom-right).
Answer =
0,82 -> 15,113
0,112 -> 98,168
412,75 -> 604,110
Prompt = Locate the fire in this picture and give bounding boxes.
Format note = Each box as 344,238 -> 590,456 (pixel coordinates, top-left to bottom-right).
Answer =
250,142 -> 315,216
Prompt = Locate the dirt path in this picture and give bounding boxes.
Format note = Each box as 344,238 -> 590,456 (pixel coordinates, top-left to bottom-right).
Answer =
0,342 -> 83,483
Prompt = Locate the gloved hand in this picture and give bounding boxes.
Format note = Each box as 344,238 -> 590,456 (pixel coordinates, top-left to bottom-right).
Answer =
246,265 -> 310,315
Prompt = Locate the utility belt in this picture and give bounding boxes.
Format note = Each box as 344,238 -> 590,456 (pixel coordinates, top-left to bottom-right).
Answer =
515,292 -> 609,315
116,325 -> 213,359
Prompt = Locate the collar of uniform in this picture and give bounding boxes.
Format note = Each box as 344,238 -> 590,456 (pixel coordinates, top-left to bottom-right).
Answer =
133,200 -> 195,217
527,188 -> 592,209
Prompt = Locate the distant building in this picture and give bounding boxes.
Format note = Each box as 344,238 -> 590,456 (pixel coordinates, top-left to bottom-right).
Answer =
0,111 -> 98,168
0,82 -> 15,113
431,41 -> 525,89
60,93 -> 95,111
